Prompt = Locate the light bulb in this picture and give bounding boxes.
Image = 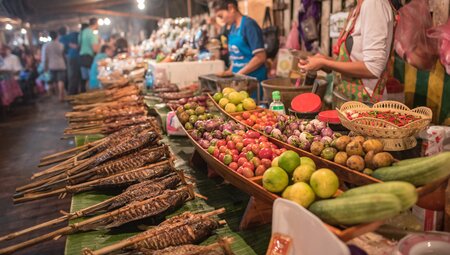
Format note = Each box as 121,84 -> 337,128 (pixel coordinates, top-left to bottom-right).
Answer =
138,3 -> 145,10
5,24 -> 12,30
104,18 -> 111,26
137,0 -> 145,4
98,18 -> 104,26
21,28 -> 27,34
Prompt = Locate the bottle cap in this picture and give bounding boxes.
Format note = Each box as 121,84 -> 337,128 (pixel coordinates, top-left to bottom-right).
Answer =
272,91 -> 281,100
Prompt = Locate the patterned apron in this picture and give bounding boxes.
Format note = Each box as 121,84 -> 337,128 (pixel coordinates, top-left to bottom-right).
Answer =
333,2 -> 396,103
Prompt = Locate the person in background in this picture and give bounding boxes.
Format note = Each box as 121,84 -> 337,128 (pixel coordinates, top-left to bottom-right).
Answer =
212,0 -> 267,99
109,33 -> 120,52
114,37 -> 128,56
61,26 -> 83,95
0,45 -> 22,75
89,45 -> 114,90
44,31 -> 67,101
79,18 -> 100,90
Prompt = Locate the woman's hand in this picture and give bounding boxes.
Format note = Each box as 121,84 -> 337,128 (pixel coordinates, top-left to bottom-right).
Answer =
298,54 -> 327,72
217,69 -> 233,77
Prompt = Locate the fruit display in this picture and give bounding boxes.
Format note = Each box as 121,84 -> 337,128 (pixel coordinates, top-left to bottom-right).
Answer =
167,94 -> 209,110
345,110 -> 421,127
175,100 -> 219,131
186,118 -> 286,178
233,110 -> 278,131
212,88 -> 257,113
252,113 -> 394,172
262,149 -> 339,208
372,151 -> 450,187
309,181 -> 418,225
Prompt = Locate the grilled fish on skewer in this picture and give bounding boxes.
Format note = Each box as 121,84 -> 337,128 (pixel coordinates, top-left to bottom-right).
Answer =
82,209 -> 226,255
137,237 -> 233,255
0,171 -> 185,243
0,186 -> 196,254
13,160 -> 175,203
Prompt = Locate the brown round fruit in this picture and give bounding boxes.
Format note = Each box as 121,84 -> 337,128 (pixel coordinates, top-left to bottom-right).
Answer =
334,136 -> 352,151
346,141 -> 364,156
372,152 -> 394,168
363,139 -> 384,153
352,135 -> 366,145
334,151 -> 348,165
346,155 -> 365,171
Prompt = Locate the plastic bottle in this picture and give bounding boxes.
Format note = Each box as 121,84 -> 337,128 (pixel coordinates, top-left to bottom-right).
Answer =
145,68 -> 154,89
269,91 -> 286,115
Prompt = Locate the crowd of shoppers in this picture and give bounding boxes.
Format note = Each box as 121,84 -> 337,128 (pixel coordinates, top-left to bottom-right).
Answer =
0,16 -> 129,108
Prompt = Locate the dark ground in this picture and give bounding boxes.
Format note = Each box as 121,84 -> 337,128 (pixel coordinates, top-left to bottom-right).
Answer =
0,97 -> 73,254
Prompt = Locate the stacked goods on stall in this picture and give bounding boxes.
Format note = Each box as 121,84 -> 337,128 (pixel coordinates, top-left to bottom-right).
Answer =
64,84 -> 158,135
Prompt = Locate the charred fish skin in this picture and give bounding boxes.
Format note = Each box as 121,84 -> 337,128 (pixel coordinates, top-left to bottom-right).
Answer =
94,162 -> 173,187
107,174 -> 182,210
132,218 -> 220,251
105,189 -> 192,229
95,131 -> 159,165
92,145 -> 169,177
140,244 -> 226,255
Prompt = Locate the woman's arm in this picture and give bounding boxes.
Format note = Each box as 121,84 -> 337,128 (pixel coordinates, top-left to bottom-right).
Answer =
237,51 -> 266,75
298,55 -> 376,79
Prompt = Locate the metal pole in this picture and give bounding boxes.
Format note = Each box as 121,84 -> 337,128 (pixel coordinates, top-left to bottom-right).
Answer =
187,0 -> 192,18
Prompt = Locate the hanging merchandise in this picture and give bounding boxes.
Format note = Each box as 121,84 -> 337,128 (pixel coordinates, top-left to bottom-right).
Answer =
427,19 -> 450,75
394,0 -> 438,70
297,0 -> 320,52
262,7 -> 280,59
286,21 -> 301,50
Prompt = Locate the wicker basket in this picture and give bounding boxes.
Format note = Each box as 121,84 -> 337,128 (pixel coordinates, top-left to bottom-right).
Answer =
337,101 -> 432,139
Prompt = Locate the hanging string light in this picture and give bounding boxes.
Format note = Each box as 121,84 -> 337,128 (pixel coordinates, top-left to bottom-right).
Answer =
137,0 -> 145,10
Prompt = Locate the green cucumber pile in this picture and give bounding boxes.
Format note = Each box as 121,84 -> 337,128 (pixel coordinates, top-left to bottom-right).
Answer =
372,152 -> 450,186
309,182 -> 418,225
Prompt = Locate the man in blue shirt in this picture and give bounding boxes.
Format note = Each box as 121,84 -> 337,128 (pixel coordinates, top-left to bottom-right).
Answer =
59,27 -> 83,95
212,0 -> 267,98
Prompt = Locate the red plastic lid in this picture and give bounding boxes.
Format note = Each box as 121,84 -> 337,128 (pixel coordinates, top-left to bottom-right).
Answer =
318,110 -> 341,124
290,93 -> 322,113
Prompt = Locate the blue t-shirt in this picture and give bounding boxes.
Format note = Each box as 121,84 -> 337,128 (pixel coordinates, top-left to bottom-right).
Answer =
59,32 -> 79,59
239,16 -> 265,55
89,53 -> 107,89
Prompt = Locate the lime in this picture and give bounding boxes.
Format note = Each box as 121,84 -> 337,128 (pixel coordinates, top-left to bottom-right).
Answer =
213,92 -> 223,102
236,103 -> 244,112
239,91 -> 250,98
271,156 -> 279,167
287,182 -> 316,208
242,98 -> 256,110
224,103 -> 236,113
228,91 -> 244,105
310,168 -> 339,199
278,150 -> 300,175
300,157 -> 316,170
263,167 -> 289,193
222,87 -> 236,97
292,164 -> 316,183
219,98 -> 229,108
281,185 -> 292,198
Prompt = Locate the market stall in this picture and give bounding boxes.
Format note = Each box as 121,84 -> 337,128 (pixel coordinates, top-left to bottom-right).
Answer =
0,0 -> 449,254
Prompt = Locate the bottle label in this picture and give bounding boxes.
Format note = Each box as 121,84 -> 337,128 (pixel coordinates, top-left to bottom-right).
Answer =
271,106 -> 284,110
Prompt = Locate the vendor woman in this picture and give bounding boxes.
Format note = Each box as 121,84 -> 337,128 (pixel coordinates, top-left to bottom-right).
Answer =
212,0 -> 267,97
299,0 -> 395,103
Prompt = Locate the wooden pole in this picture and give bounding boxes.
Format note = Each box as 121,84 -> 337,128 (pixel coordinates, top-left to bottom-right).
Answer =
187,0 -> 193,18
320,0 -> 331,56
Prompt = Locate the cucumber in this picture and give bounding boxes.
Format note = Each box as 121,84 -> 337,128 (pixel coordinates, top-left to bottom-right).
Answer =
339,181 -> 418,210
393,155 -> 435,166
372,152 -> 450,186
309,193 -> 402,225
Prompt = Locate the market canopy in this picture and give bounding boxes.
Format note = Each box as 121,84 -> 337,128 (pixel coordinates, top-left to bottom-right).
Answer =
0,0 -> 209,28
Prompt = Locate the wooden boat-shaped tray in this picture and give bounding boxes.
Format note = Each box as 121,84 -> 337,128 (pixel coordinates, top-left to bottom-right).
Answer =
179,115 -> 384,241
206,95 -> 444,198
